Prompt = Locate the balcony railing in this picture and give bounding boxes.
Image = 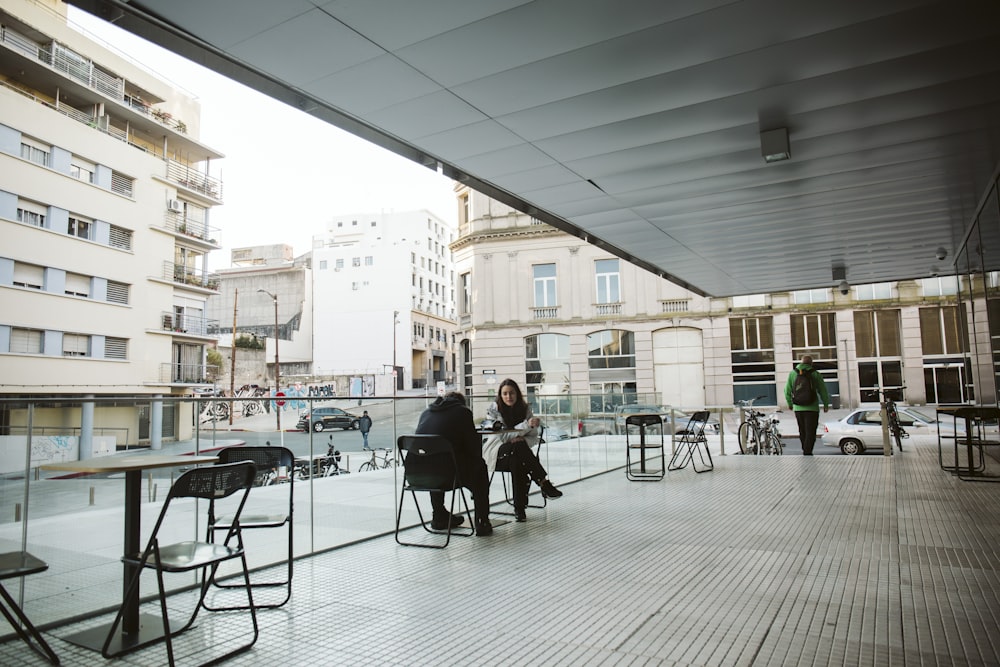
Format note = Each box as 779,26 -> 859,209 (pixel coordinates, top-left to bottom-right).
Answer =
163,261 -> 220,291
160,311 -> 219,336
596,303 -> 622,316
158,362 -> 217,384
163,212 -> 219,245
532,306 -> 559,320
166,160 -> 222,201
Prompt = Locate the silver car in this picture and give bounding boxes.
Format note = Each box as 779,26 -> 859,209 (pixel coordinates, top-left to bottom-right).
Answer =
822,407 -> 962,455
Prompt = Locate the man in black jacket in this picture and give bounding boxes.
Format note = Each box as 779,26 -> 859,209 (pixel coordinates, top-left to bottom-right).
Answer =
413,392 -> 492,536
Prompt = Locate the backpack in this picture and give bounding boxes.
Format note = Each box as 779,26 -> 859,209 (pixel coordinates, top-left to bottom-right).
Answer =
791,369 -> 815,406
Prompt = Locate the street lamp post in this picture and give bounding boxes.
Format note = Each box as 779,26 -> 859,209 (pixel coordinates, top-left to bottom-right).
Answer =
258,289 -> 281,441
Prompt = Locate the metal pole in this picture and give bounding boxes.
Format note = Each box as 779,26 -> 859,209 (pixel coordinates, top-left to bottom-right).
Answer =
275,295 -> 282,447
841,338 -> 852,410
230,288 -> 237,425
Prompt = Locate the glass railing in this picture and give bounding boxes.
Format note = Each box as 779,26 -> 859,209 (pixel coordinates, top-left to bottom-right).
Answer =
0,394 -> 745,630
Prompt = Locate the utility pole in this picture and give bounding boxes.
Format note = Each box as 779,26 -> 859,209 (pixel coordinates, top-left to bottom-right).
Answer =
258,289 -> 281,444
230,288 -> 237,425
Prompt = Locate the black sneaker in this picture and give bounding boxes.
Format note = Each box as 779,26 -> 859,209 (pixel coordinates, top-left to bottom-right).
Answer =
476,519 -> 493,536
514,507 -> 527,522
431,512 -> 465,530
540,480 -> 563,499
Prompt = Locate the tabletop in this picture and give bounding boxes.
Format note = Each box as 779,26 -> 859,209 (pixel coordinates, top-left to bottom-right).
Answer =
40,454 -> 218,474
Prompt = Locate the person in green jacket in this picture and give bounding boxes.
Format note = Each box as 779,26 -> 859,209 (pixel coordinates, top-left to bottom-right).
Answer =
783,355 -> 830,456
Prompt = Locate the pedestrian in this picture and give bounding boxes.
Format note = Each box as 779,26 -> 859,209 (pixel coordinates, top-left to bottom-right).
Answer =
783,355 -> 830,455
358,410 -> 373,450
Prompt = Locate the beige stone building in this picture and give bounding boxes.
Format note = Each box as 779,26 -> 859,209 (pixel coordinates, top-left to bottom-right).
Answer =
452,186 -> 966,417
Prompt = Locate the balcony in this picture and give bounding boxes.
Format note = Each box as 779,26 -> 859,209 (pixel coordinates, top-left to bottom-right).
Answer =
166,160 -> 223,202
532,306 -> 560,320
158,362 -> 217,385
160,311 -> 219,337
595,303 -> 622,317
162,212 -> 220,248
163,261 -> 220,292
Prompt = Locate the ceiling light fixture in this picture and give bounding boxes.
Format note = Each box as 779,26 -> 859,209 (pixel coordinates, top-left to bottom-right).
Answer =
760,127 -> 790,163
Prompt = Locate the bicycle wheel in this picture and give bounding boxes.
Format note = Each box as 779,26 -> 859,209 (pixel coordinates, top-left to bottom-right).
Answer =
767,432 -> 783,455
886,403 -> 903,451
358,461 -> 376,472
738,422 -> 760,454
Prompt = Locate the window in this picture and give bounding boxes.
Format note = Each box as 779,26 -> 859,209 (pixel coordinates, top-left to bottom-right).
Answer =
920,306 -> 964,355
319,260 -> 328,270
106,280 -> 129,305
335,258 -> 344,269
854,310 -> 903,401
790,313 -> 837,359
16,206 -> 45,227
70,163 -> 95,183
587,330 -> 637,413
460,272 -> 472,315
352,257 -> 361,267
365,256 -> 374,266
731,294 -> 768,308
104,337 -> 127,360
20,140 -> 49,166
791,288 -> 832,304
920,276 -> 961,297
68,216 -> 92,240
854,282 -> 893,300
109,225 -> 133,250
10,328 -> 42,354
352,282 -> 359,290
63,333 -> 90,357
595,259 -> 620,303
12,262 -> 44,290
729,317 -> 777,403
525,333 -> 571,414
64,272 -> 90,297
533,264 -> 557,307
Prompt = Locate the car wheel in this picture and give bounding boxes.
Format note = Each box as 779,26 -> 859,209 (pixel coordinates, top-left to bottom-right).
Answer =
351,420 -> 359,430
840,438 -> 863,455
313,421 -> 325,433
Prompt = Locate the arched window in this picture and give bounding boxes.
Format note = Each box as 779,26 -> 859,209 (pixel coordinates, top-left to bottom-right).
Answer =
524,333 -> 570,414
586,329 -> 636,413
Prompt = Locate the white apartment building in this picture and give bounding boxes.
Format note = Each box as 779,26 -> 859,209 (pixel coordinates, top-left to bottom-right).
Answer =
311,210 -> 457,390
452,186 -> 967,415
0,0 -> 224,450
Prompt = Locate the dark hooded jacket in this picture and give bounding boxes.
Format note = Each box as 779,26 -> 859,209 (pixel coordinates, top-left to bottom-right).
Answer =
414,394 -> 483,480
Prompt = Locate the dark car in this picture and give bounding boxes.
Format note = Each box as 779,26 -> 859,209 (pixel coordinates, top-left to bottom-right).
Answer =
297,407 -> 360,432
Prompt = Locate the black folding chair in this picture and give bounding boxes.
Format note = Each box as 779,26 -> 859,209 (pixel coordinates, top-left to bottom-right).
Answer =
396,435 -> 474,548
668,410 -> 715,473
0,551 -> 60,665
490,426 -> 548,513
625,414 -> 666,481
206,446 -> 294,609
100,461 -> 258,667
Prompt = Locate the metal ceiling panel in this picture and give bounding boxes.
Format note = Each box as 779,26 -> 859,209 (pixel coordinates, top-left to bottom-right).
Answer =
66,0 -> 1000,297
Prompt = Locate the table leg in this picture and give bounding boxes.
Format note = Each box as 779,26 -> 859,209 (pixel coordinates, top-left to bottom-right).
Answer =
62,469 -> 169,655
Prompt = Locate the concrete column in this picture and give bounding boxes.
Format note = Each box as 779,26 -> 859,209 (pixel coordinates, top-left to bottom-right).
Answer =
80,395 -> 94,460
150,395 -> 163,450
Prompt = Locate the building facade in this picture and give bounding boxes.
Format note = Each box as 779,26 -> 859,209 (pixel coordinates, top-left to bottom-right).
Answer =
452,186 -> 966,416
0,0 -> 224,449
310,209 -> 458,390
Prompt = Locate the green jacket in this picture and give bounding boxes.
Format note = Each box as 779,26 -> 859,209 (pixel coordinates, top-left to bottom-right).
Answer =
784,363 -> 830,411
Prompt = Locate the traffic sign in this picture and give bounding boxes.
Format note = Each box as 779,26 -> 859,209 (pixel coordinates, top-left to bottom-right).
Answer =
275,391 -> 286,407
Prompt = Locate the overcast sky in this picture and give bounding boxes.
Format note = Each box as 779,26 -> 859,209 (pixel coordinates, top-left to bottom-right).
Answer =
67,7 -> 458,270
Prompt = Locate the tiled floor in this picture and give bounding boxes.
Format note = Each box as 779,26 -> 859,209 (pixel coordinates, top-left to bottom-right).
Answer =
4,440 -> 1000,666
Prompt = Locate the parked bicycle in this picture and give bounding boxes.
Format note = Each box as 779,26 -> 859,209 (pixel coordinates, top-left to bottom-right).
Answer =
357,447 -> 395,472
872,387 -> 907,451
737,396 -> 782,455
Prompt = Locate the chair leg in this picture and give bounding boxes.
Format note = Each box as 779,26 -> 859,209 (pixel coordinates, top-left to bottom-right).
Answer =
0,585 -> 60,665
205,525 -> 292,610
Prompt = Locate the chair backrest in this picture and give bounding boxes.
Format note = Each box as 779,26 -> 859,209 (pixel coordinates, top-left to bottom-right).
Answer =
397,434 -> 459,491
681,411 -> 712,437
626,413 -> 663,428
218,445 -> 294,483
168,460 -> 256,501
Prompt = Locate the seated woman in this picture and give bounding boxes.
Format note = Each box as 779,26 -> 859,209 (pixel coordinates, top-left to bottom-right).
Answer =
483,378 -> 563,522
